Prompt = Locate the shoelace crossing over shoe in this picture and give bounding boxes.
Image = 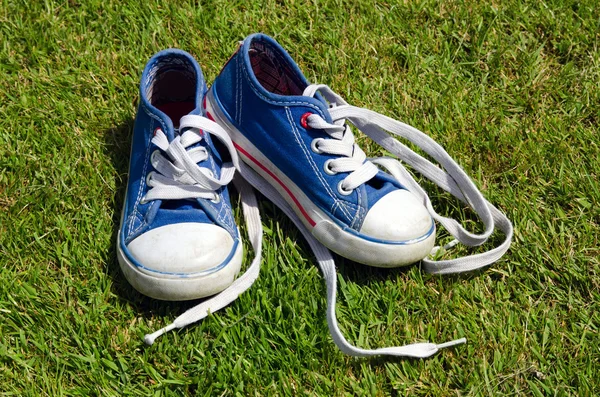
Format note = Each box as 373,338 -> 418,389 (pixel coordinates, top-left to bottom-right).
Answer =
205,34 -> 513,358
207,38 -> 436,268
117,49 -> 263,344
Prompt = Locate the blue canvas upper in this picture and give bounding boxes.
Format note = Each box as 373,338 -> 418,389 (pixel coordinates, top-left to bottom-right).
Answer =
211,34 -> 404,233
120,49 -> 239,270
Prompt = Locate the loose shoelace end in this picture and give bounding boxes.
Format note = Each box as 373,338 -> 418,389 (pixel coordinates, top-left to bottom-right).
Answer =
381,336 -> 466,358
429,239 -> 459,258
437,337 -> 467,349
144,323 -> 177,345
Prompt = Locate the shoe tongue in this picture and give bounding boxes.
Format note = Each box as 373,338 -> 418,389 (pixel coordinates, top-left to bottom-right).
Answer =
302,85 -> 332,108
302,84 -> 345,108
164,126 -> 176,142
156,114 -> 223,216
163,105 -> 202,142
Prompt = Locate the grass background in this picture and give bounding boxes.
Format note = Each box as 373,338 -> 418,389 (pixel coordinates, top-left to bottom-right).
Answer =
1,0 -> 599,395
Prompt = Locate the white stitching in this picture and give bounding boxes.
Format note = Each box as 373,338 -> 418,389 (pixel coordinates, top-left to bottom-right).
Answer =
338,198 -> 363,228
339,200 -> 357,222
236,56 -> 244,125
357,192 -> 367,225
235,56 -> 241,124
129,211 -> 147,237
126,211 -> 136,236
331,198 -> 338,214
128,104 -> 159,236
331,200 -> 340,215
351,186 -> 362,228
339,199 -> 360,211
215,200 -> 235,235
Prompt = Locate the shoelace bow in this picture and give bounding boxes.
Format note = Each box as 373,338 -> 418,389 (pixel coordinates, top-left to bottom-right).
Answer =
144,115 -> 263,345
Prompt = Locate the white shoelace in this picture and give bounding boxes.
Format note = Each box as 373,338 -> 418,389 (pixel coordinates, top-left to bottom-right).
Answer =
236,162 -> 466,358
144,115 -> 263,345
302,84 -> 513,274
144,87 -> 513,359
142,116 -> 237,203
232,84 -> 512,358
301,96 -> 379,194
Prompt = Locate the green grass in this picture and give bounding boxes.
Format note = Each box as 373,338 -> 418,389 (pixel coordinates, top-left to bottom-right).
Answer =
1,0 -> 599,395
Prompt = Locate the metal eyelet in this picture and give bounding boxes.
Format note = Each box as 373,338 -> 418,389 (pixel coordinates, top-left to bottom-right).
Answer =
323,159 -> 337,175
337,180 -> 353,196
150,150 -> 160,164
211,194 -> 222,204
140,172 -> 155,204
311,138 -> 324,154
300,112 -> 313,129
145,171 -> 154,186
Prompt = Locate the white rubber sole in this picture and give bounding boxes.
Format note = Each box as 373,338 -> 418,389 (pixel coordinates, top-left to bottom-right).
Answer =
117,225 -> 243,301
205,89 -> 435,267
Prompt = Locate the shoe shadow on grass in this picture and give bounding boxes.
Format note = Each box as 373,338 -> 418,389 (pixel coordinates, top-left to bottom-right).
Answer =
102,117 -> 213,323
257,196 -> 482,288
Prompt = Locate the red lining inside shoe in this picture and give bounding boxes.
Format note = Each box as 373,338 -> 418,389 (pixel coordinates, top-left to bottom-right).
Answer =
249,41 -> 303,96
156,102 -> 195,128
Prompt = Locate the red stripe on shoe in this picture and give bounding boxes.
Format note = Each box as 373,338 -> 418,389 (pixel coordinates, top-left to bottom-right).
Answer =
233,142 -> 316,228
206,110 -> 316,227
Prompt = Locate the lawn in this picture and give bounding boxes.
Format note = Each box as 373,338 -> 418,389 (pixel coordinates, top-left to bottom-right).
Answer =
1,0 -> 599,395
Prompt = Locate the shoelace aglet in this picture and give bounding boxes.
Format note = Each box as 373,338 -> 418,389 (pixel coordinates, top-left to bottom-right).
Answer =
443,239 -> 459,250
429,239 -> 460,258
436,337 -> 467,350
144,323 -> 178,345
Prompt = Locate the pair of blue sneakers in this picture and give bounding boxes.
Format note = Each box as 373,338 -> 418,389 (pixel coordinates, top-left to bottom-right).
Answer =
118,34 -> 513,357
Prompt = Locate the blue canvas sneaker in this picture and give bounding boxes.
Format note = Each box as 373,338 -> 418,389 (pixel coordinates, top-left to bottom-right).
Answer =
119,49 -> 264,346
205,34 -> 436,267
117,49 -> 245,302
203,34 -> 513,358
206,34 -> 512,273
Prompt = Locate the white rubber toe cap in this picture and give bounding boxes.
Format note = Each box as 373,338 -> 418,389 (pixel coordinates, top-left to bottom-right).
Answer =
127,223 -> 235,274
360,189 -> 433,242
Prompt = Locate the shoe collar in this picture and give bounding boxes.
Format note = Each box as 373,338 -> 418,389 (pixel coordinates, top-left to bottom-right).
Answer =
139,48 -> 206,141
239,33 -> 334,124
